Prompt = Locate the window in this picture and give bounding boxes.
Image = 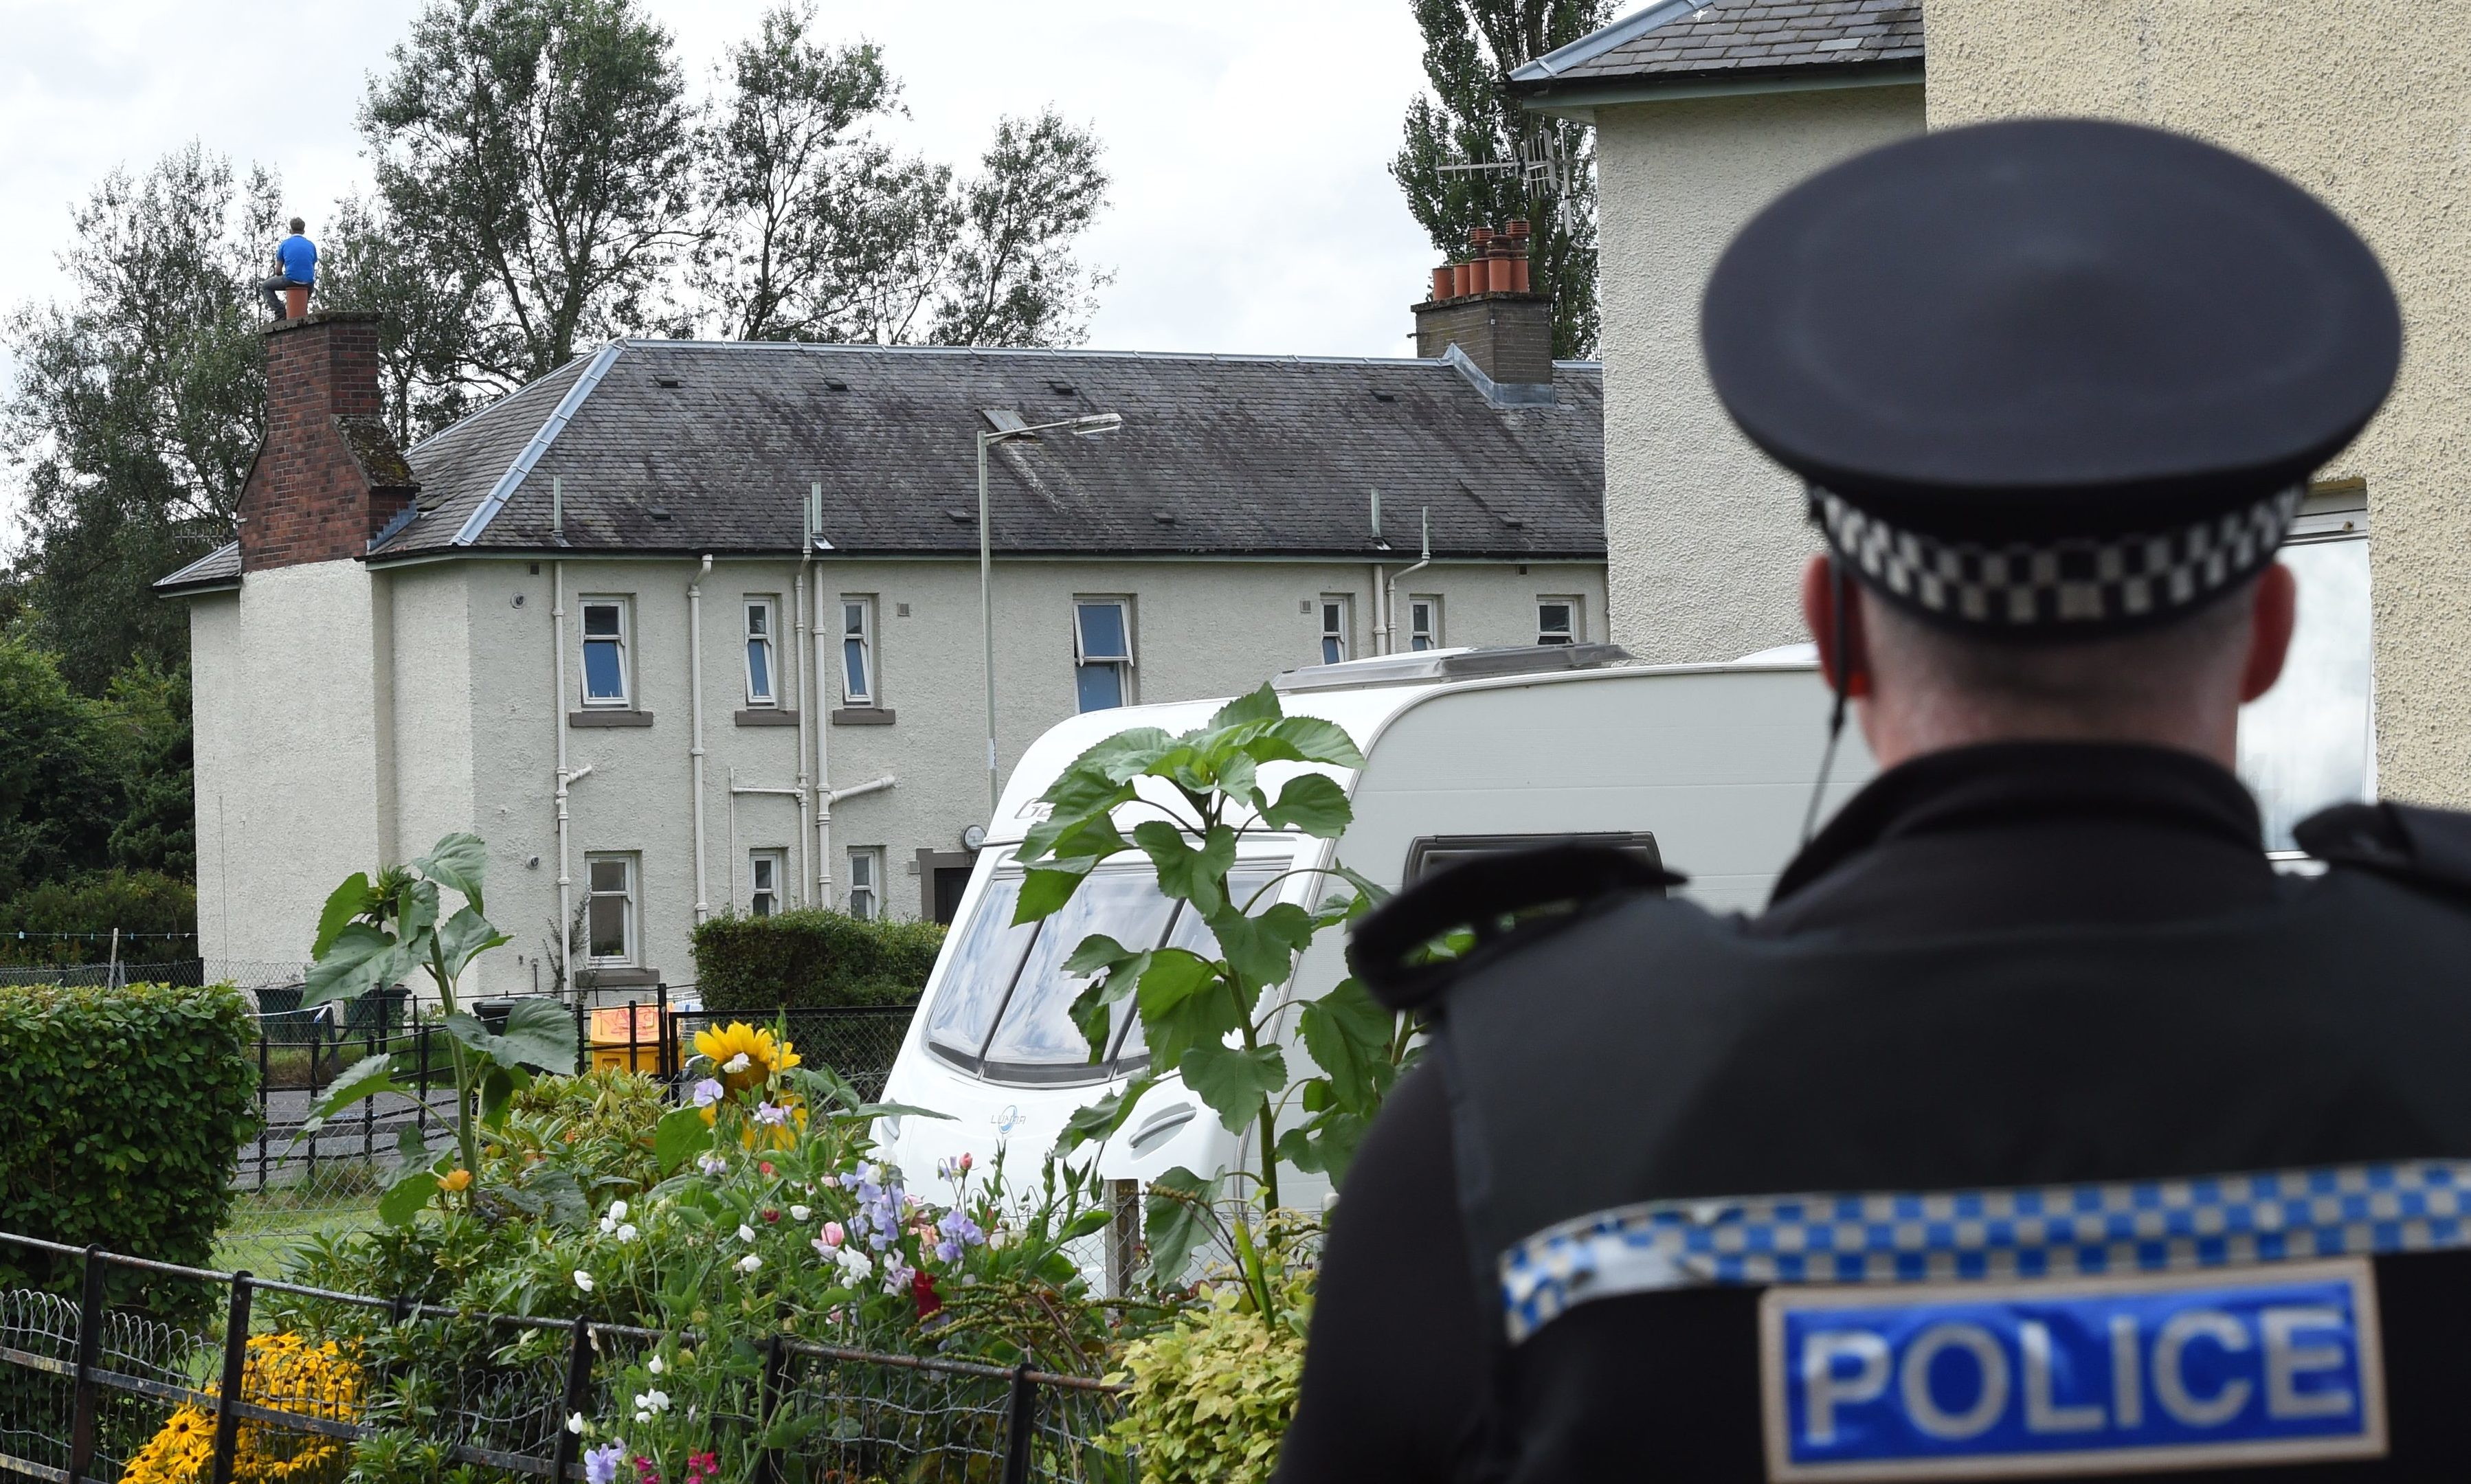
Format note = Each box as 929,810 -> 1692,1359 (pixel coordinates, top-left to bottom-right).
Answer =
1408,595 -> 1442,651
2239,487 -> 2373,852
847,848 -> 882,921
585,855 -> 637,963
581,598 -> 631,706
924,854 -> 1289,1083
1319,596 -> 1353,664
748,850 -> 784,919
1536,596 -> 1581,646
1074,598 -> 1134,712
743,598 -> 778,706
841,596 -> 876,706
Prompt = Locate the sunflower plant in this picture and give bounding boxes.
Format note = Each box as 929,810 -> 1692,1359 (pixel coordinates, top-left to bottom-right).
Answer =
302,833 -> 580,1225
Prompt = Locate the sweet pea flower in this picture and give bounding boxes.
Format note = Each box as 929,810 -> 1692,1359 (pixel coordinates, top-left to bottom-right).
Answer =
737,1223 -> 757,1242
566,1412 -> 584,1435
573,1270 -> 596,1293
836,1247 -> 873,1282
823,1219 -> 845,1246
790,1204 -> 812,1222
754,1102 -> 792,1126
810,1234 -> 838,1260
691,1079 -> 724,1108
614,1223 -> 637,1243
737,1252 -> 763,1274
608,1200 -> 629,1222
723,1053 -> 751,1074
647,1355 -> 664,1375
697,1153 -> 728,1176
584,1443 -> 625,1484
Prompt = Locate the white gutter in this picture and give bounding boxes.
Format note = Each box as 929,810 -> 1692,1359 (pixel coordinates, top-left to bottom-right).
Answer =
687,554 -> 713,923
1509,0 -> 1695,81
451,342 -> 624,547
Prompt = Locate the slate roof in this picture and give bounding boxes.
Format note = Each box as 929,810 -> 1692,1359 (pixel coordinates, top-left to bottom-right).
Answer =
1510,0 -> 1923,94
160,340 -> 1603,593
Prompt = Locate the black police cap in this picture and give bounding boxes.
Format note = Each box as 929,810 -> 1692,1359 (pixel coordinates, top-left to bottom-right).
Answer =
1703,118 -> 2400,635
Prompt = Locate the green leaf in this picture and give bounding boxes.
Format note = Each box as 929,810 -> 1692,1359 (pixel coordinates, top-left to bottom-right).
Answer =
656,1104 -> 712,1173
434,906 -> 512,987
491,994 -> 580,1073
1298,978 -> 1394,1115
1014,866 -> 1091,924
1260,774 -> 1352,836
1067,943 -> 1147,1057
1206,900 -> 1315,993
478,1065 -> 522,1128
1207,684 -> 1282,732
1072,726 -> 1180,786
1059,1207 -> 1116,1242
1263,715 -> 1365,768
1131,949 -> 1229,1066
379,1166 -> 441,1227
1178,1043 -> 1287,1134
1060,932 -> 1140,978
844,1101 -> 952,1123
1143,1166 -> 1222,1286
302,924 -> 405,1008
1055,1075 -> 1153,1153
522,1165 -> 590,1228
785,1063 -> 863,1114
295,1053 -> 404,1140
313,873 -> 374,959
415,832 -> 491,914
397,878 -> 440,949
1132,821 -> 1236,916
390,1121 -> 437,1181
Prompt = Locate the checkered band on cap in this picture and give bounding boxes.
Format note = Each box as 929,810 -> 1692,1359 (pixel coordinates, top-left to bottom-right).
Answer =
1814,486 -> 2303,630
1499,1160 -> 2471,1344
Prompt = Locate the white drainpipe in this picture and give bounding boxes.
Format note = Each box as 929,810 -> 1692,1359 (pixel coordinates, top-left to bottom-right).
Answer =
688,554 -> 713,923
794,486 -> 814,908
1385,508 -> 1433,649
550,477 -> 575,983
812,494 -> 836,912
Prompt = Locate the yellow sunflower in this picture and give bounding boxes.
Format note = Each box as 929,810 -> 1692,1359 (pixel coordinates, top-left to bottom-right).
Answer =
693,1022 -> 802,1092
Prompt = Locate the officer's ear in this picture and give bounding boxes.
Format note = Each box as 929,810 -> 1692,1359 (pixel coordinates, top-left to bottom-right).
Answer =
2237,561 -> 2299,704
1800,555 -> 1872,699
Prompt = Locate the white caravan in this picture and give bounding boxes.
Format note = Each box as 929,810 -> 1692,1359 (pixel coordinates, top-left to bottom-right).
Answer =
879,644 -> 1878,1213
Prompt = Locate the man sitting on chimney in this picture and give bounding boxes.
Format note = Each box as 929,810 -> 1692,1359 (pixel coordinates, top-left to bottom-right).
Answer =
260,218 -> 316,320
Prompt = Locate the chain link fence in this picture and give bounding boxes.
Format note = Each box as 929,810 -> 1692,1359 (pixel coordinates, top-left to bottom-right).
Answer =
0,1234 -> 1126,1483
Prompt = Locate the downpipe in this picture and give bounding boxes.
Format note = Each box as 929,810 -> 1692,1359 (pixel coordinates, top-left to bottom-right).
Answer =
689,554 -> 712,923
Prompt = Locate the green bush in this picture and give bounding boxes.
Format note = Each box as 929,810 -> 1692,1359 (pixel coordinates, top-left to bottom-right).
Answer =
691,908 -> 944,1012
0,982 -> 260,1315
0,868 -> 197,967
1108,1282 -> 1311,1484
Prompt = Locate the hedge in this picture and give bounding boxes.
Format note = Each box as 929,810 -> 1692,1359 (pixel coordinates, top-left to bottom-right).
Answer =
692,909 -> 945,1012
0,983 -> 260,1316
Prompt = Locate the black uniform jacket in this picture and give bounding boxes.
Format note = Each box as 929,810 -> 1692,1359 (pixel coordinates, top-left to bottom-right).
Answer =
1274,741 -> 2471,1484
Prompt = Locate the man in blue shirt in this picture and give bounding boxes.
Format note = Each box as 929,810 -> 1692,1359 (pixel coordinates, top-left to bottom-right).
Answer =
260,218 -> 315,319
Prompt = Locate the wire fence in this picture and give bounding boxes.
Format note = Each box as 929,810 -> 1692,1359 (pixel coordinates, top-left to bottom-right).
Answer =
0,1233 -> 1126,1483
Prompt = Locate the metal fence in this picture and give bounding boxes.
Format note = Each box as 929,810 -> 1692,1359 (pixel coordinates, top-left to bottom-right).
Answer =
0,1233 -> 1126,1483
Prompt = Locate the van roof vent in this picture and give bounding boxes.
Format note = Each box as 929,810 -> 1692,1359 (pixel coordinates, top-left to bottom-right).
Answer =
1271,642 -> 1631,693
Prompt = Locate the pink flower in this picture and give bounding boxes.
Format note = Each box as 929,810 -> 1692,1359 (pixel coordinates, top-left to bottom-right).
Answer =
958,1151 -> 972,1171
823,1220 -> 845,1247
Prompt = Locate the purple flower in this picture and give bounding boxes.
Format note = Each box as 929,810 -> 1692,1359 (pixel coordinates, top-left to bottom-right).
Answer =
935,1240 -> 959,1263
691,1078 -> 725,1108
696,1153 -> 727,1176
754,1102 -> 792,1127
585,1442 -> 625,1484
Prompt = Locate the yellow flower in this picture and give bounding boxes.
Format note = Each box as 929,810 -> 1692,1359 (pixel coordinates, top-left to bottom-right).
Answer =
127,1333 -> 363,1483
693,1022 -> 801,1092
437,1168 -> 471,1193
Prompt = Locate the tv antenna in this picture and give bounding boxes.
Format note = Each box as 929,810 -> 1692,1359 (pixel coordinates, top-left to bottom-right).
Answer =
1434,128 -> 1585,234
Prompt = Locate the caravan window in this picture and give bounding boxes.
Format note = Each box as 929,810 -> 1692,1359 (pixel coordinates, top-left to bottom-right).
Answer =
1109,866 -> 1285,1062
925,855 -> 1290,1084
2237,504 -> 2372,852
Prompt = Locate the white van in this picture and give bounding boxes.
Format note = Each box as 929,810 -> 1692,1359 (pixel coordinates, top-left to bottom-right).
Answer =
878,645 -> 1878,1213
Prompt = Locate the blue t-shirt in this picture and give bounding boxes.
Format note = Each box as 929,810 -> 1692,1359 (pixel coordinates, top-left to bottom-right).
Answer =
276,234 -> 316,284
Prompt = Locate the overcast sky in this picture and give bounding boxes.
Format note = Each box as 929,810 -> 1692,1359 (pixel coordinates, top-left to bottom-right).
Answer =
0,0 -> 1450,546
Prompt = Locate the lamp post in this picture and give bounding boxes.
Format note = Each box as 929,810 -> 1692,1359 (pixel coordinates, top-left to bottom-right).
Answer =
979,412 -> 1123,815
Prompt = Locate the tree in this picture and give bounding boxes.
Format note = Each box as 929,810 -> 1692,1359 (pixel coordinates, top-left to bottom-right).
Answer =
1393,0 -> 1609,361
0,633 -> 119,896
359,0 -> 700,391
0,144 -> 273,690
931,111 -> 1112,348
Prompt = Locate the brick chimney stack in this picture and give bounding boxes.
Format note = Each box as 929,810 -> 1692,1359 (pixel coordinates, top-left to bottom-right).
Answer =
236,312 -> 420,572
1411,218 -> 1554,389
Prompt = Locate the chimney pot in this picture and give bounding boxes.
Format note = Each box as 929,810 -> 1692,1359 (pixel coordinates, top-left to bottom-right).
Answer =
1512,256 -> 1532,293
1452,260 -> 1478,298
1470,226 -> 1494,249
284,283 -> 311,319
1431,266 -> 1455,302
1486,254 -> 1514,293
1506,218 -> 1532,240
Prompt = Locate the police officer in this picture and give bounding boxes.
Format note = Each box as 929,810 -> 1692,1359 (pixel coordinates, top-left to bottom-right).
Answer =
1276,118 -> 2471,1483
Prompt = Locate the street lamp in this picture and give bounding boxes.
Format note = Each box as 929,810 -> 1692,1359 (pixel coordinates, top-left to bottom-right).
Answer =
979,412 -> 1123,815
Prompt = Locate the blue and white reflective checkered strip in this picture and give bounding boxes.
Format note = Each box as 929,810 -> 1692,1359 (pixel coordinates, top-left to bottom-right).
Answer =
1501,1160 -> 2471,1344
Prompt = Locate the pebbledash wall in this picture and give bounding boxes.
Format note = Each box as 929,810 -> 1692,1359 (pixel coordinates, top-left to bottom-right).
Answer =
1925,0 -> 2471,805
1590,82 -> 1925,662
188,552 -> 1603,996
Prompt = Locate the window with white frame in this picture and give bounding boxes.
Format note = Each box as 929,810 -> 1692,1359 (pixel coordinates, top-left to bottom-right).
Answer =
1073,598 -> 1134,712
743,598 -> 778,706
847,848 -> 882,921
1536,596 -> 1581,646
841,596 -> 877,706
1408,595 -> 1442,651
580,598 -> 631,706
1319,596 -> 1353,664
749,850 -> 785,919
585,854 -> 638,963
